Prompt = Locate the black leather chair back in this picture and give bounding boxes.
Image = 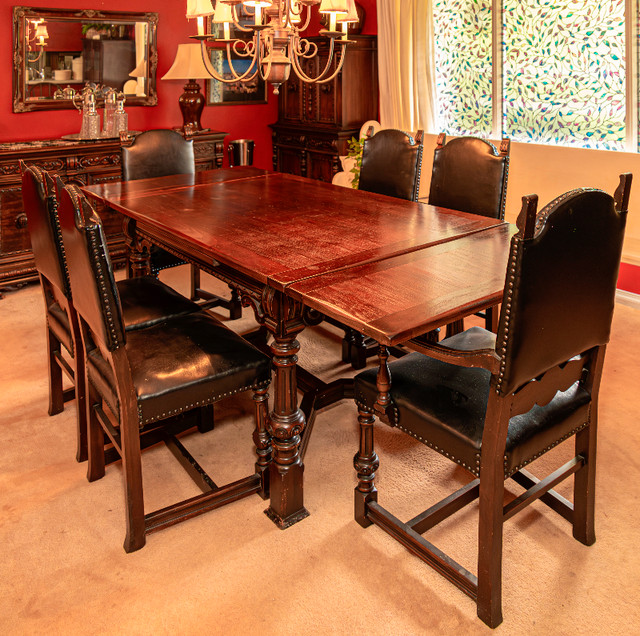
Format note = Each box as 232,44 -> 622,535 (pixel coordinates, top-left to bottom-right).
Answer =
428,134 -> 510,219
122,129 -> 195,181
496,182 -> 629,394
358,129 -> 424,201
21,163 -> 70,298
56,180 -> 125,353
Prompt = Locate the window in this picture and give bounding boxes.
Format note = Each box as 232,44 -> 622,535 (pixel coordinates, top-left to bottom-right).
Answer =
433,0 -> 632,151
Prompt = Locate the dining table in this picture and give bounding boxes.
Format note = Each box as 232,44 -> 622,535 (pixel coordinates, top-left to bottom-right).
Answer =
81,167 -> 514,530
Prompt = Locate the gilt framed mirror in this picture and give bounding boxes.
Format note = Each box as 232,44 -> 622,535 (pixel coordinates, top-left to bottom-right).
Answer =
12,7 -> 158,112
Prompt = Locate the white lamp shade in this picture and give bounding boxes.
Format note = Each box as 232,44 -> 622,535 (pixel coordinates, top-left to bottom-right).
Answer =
34,24 -> 49,39
319,0 -> 348,14
213,2 -> 234,22
337,0 -> 358,23
161,43 -> 211,81
186,0 -> 214,19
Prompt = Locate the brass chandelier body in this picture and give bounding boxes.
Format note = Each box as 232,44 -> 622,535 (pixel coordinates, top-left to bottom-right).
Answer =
188,0 -> 358,94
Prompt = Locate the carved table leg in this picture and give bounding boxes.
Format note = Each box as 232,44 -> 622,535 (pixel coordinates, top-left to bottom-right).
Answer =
123,217 -> 151,278
261,288 -> 309,528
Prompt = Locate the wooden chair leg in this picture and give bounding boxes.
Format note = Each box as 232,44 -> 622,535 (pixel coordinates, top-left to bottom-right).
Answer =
573,421 -> 597,546
476,464 -> 505,628
485,305 -> 500,333
196,404 -> 215,433
445,319 -> 464,339
341,327 -> 354,363
229,287 -> 243,320
190,265 -> 200,301
86,384 -> 105,483
120,408 -> 146,553
73,342 -> 88,463
354,406 -> 378,527
46,327 -> 64,416
350,332 -> 368,370
252,384 -> 271,499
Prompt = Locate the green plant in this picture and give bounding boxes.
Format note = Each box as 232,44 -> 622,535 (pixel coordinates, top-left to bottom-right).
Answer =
346,136 -> 365,188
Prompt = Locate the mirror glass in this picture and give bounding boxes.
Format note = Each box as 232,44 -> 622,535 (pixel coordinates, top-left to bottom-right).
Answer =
13,7 -> 158,112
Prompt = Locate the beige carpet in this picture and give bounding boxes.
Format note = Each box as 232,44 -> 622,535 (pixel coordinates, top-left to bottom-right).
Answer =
1,267 -> 639,635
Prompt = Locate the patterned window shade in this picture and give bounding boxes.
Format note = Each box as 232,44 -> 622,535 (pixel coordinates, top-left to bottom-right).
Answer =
503,0 -> 626,150
433,0 -> 493,138
433,0 -> 627,151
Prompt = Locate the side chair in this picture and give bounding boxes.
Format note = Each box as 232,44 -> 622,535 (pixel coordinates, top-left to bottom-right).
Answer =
427,133 -> 511,337
121,129 -> 243,318
56,178 -> 273,552
352,174 -> 631,627
21,163 -> 208,463
336,127 -> 425,369
358,127 -> 424,201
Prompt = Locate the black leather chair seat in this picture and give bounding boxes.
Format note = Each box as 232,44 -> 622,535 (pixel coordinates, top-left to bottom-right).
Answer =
117,276 -> 200,331
354,328 -> 591,478
87,312 -> 271,427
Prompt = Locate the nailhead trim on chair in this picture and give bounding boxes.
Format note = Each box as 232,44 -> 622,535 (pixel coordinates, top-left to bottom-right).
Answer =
505,420 -> 589,478
496,234 -> 521,394
534,187 -> 597,233
138,378 -> 270,427
87,228 -> 122,350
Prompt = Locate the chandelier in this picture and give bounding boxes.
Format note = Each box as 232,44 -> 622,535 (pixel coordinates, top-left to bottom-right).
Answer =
186,0 -> 359,94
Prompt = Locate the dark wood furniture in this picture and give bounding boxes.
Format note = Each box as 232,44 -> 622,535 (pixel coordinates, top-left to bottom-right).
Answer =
81,168 -> 510,531
121,129 -> 242,315
338,127 -> 425,368
270,35 -> 378,182
359,128 -> 424,201
423,133 -> 511,337
57,179 -> 271,552
0,129 -> 226,295
21,163 -> 214,464
345,178 -> 630,627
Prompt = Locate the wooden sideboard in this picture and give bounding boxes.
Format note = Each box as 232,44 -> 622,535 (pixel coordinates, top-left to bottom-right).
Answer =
270,35 -> 378,183
0,129 -> 226,292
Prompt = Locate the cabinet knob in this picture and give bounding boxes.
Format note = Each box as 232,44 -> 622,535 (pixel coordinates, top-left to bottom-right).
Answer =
15,213 -> 28,229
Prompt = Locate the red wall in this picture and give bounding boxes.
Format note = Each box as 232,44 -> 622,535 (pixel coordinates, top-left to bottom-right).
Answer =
2,0 -> 377,169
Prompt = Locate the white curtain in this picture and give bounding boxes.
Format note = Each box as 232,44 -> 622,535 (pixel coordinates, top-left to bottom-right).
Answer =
376,0 -> 437,133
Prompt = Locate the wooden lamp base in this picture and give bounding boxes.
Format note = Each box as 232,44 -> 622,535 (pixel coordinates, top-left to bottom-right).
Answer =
178,79 -> 207,133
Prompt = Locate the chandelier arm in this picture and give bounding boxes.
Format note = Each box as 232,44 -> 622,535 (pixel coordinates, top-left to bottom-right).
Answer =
292,37 -> 318,59
199,40 -> 259,84
290,38 -> 341,83
231,5 -> 254,33
257,34 -> 273,83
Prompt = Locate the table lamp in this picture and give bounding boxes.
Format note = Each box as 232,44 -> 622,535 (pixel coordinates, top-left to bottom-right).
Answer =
161,43 -> 211,133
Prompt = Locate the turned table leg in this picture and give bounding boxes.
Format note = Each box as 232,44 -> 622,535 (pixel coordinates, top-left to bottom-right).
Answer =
261,288 -> 309,528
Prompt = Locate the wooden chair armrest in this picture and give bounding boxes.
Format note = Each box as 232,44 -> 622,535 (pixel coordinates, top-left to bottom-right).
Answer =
405,337 -> 501,374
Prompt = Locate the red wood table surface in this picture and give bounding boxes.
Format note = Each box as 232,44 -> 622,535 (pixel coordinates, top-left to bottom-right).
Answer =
82,168 -> 510,529
288,223 -> 516,346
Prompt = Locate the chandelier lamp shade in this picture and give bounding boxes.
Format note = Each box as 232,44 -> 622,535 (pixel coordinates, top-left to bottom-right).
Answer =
186,0 -> 360,94
161,43 -> 212,133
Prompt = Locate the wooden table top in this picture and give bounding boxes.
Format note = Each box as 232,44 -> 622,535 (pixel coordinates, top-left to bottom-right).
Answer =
82,168 -> 507,291
288,223 -> 516,345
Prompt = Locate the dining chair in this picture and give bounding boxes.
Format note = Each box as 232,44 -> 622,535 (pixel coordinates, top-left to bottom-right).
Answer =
352,175 -> 631,627
121,129 -> 242,318
333,127 -> 425,369
427,133 -> 511,337
358,127 -> 424,201
56,178 -> 272,552
21,162 -> 207,463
